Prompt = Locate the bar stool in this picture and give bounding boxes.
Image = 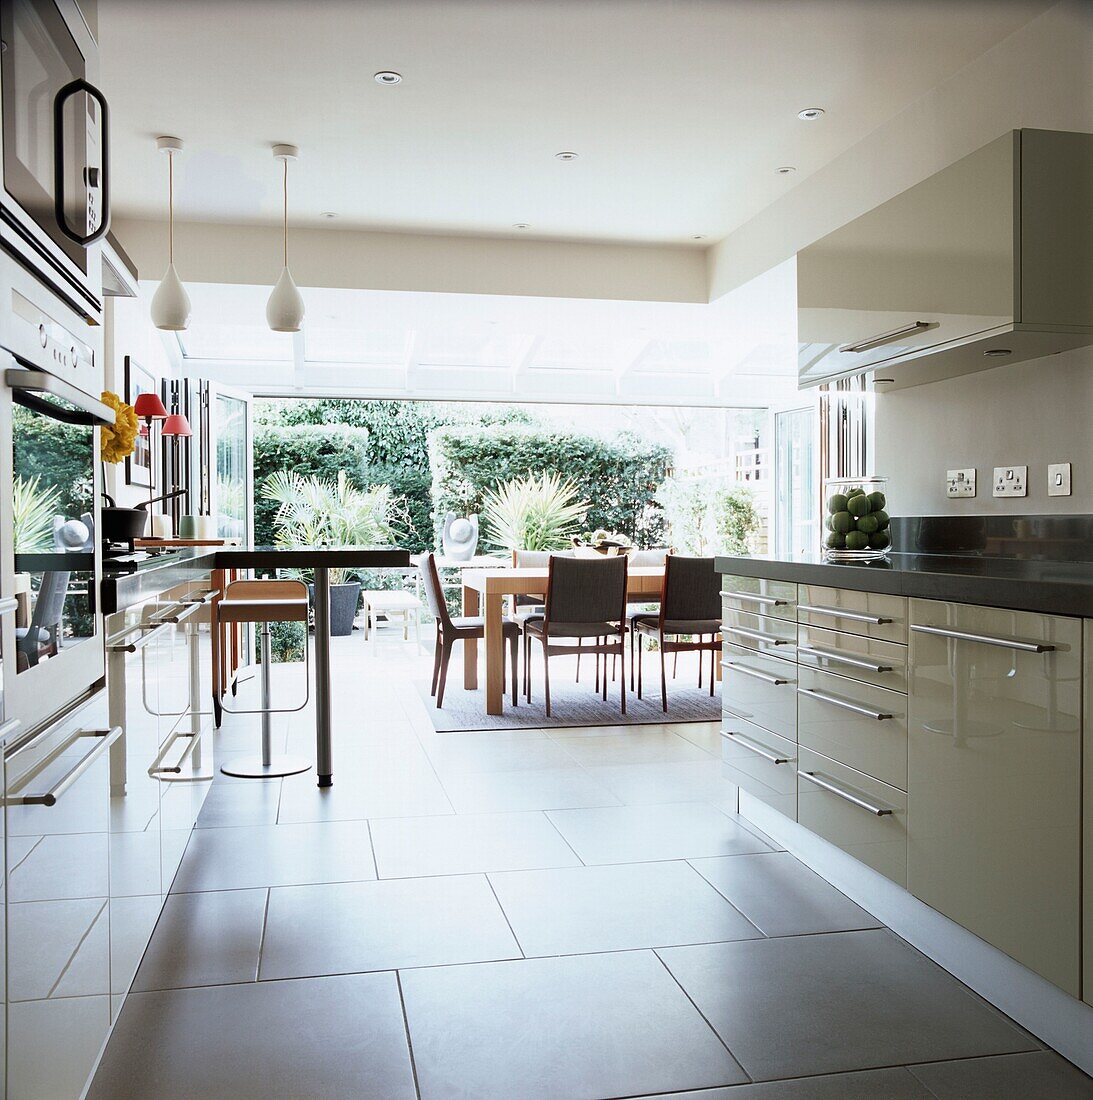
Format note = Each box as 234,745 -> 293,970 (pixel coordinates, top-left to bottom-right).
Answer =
217,579 -> 312,778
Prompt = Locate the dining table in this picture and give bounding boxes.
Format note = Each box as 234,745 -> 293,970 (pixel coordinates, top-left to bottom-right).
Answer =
460,563 -> 667,715
210,545 -> 410,786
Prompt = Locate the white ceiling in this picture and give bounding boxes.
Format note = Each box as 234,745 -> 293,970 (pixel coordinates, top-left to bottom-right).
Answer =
163,258 -> 799,407
98,0 -> 1051,245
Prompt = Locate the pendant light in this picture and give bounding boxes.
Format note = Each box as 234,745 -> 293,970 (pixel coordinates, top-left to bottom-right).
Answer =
150,136 -> 192,331
266,143 -> 305,332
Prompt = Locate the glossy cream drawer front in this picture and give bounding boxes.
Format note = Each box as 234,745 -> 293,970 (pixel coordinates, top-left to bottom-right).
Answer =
908,598 -> 1082,996
1084,620 -> 1092,1008
722,644 -> 797,740
721,574 -> 797,622
797,667 -> 908,790
722,607 -> 797,656
722,720 -> 797,820
797,747 -> 907,886
797,624 -> 907,693
798,585 -> 907,644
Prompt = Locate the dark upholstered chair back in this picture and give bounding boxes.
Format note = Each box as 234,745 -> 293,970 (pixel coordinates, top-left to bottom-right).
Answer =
660,556 -> 720,623
419,553 -> 453,632
544,554 -> 627,625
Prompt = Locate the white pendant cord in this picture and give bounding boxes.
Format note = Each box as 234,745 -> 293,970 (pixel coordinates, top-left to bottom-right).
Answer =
282,158 -> 289,268
168,152 -> 175,264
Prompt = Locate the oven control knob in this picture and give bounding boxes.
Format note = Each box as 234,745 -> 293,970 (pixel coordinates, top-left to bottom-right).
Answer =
38,324 -> 47,348
70,346 -> 78,367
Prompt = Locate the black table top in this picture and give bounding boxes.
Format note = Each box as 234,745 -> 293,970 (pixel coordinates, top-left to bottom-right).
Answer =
715,552 -> 1093,618
103,544 -> 410,575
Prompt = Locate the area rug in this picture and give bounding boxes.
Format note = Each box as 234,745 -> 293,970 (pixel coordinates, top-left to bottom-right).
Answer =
413,671 -> 721,732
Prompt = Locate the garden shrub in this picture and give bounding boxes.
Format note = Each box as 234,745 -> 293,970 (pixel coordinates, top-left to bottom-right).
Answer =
656,477 -> 761,555
430,425 -> 671,548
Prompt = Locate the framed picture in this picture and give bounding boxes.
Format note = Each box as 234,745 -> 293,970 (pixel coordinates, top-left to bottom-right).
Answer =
124,356 -> 157,488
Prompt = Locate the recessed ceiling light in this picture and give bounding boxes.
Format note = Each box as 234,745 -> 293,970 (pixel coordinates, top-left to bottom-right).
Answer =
555,151 -> 579,161
776,166 -> 797,175
984,348 -> 1013,357
512,222 -> 531,230
374,70 -> 402,85
691,235 -> 706,240
797,107 -> 825,121
320,211 -> 337,219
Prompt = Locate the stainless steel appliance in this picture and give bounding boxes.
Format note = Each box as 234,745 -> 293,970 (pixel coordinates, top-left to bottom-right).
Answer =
0,0 -> 108,322
0,249 -> 113,738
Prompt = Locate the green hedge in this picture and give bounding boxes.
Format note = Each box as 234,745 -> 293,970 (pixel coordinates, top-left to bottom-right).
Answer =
429,425 -> 672,549
252,424 -> 369,546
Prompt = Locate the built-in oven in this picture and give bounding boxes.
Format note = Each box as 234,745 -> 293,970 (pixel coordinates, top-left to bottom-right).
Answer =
0,250 -> 112,740
0,0 -> 108,322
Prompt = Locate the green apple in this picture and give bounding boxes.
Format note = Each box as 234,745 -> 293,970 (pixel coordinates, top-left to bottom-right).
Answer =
869,531 -> 892,550
827,493 -> 848,515
856,514 -> 879,534
867,491 -> 886,511
845,530 -> 870,551
825,531 -> 845,550
831,511 -> 853,534
873,510 -> 890,530
847,495 -> 871,518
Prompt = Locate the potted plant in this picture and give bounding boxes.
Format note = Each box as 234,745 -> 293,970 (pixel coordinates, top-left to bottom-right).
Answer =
261,469 -> 399,636
481,472 -> 588,552
98,391 -> 143,543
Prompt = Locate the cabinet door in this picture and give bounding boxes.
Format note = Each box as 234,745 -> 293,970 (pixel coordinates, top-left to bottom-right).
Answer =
908,599 -> 1081,996
6,699 -> 115,1100
1084,620 -> 1092,1008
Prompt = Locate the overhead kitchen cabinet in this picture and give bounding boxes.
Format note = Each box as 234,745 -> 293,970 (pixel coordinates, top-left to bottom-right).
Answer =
797,129 -> 1093,389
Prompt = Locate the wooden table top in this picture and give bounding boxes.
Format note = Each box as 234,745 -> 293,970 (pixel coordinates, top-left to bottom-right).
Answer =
462,564 -> 665,596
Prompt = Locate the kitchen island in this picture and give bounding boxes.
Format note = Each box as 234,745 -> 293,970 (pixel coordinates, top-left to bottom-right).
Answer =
716,549 -> 1093,1073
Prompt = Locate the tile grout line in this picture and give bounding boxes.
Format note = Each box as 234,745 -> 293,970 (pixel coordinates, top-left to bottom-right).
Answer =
483,873 -> 527,959
540,810 -> 588,867
394,970 -> 423,1100
366,819 -> 381,880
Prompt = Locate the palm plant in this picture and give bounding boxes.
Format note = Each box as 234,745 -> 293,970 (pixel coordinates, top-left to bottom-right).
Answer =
482,472 -> 588,552
13,474 -> 61,553
261,469 -> 399,584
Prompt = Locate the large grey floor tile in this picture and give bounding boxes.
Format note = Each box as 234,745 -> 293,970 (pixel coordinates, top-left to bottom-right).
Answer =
490,861 -> 761,956
557,729 -> 713,766
908,1051 -> 1093,1098
582,759 -> 733,806
658,930 -> 1036,1082
370,810 -> 581,877
259,875 -> 521,979
439,765 -> 621,813
276,765 -> 454,822
425,736 -> 576,775
400,951 -> 746,1100
87,973 -> 416,1100
636,1066 -> 932,1098
546,802 -> 772,864
195,779 -> 282,828
690,851 -> 881,937
171,821 -> 375,892
132,889 -> 267,991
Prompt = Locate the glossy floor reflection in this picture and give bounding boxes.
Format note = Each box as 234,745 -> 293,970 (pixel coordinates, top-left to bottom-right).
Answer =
88,636 -> 1092,1100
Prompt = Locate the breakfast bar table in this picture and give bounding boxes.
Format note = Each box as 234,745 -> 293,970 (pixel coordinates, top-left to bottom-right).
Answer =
461,564 -> 667,715
210,545 -> 410,786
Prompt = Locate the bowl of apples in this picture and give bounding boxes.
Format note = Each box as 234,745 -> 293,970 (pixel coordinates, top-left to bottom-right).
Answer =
823,477 -> 891,561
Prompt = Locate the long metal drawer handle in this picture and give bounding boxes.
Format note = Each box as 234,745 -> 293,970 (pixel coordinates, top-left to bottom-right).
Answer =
725,731 -> 791,765
910,625 -> 1054,654
108,620 -> 173,653
797,645 -> 893,673
798,687 -> 893,720
721,590 -> 789,608
10,727 -> 122,807
721,660 -> 790,686
148,728 -> 203,776
798,604 -> 892,625
839,320 -> 931,354
797,769 -> 893,816
724,625 -> 791,646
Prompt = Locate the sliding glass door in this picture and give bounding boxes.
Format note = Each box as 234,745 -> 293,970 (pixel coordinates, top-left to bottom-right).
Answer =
774,406 -> 818,559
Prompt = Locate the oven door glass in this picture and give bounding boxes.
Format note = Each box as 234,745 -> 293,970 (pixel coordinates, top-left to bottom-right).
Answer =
1,0 -> 92,272
12,401 -> 95,673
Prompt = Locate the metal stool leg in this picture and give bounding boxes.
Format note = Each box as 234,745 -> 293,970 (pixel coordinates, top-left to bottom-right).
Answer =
221,622 -> 312,780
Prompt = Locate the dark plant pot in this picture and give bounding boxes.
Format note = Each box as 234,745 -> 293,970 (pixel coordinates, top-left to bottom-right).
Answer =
101,506 -> 148,543
309,582 -> 361,636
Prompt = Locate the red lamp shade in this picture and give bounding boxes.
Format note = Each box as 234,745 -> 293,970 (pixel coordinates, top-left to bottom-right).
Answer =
133,392 -> 168,420
162,413 -> 192,437
138,423 -> 149,437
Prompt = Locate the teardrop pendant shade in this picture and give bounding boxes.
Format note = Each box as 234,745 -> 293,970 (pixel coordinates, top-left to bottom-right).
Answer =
151,262 -> 192,331
266,265 -> 305,332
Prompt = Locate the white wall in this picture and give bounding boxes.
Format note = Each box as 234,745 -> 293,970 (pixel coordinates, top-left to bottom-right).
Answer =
707,0 -> 1093,300
102,293 -> 178,508
874,346 -> 1093,517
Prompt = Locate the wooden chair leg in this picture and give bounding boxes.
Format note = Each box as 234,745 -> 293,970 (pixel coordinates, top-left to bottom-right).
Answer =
576,639 -> 582,682
637,632 -> 643,699
673,650 -> 678,678
509,633 -> 519,706
698,636 -> 703,687
619,640 -> 626,715
524,631 -> 532,702
594,641 -> 601,694
542,640 -> 552,717
630,625 -> 635,690
430,636 -> 442,696
660,636 -> 669,713
436,639 -> 454,708
601,641 -> 608,702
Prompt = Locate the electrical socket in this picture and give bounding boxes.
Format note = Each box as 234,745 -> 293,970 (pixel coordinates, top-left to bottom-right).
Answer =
946,468 -> 976,498
993,465 -> 1028,497
1048,462 -> 1072,496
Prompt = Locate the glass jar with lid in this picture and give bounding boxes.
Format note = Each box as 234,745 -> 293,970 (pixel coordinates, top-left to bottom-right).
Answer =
822,476 -> 891,561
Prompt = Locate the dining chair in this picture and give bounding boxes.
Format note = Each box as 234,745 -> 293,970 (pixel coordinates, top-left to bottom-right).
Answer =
631,555 -> 722,712
524,554 -> 629,716
420,552 -> 520,708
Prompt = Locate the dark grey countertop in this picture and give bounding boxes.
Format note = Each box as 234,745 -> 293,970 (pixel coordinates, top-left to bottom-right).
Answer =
715,552 -> 1093,618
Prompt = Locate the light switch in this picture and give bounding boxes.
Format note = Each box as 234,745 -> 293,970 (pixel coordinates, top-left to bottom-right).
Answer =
1048,462 -> 1072,497
993,466 -> 1028,497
